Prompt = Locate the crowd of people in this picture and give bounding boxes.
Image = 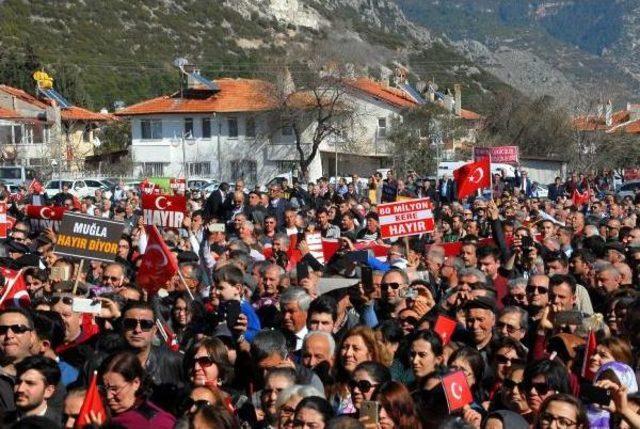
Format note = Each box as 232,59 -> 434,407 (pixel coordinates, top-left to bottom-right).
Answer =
0,166 -> 638,429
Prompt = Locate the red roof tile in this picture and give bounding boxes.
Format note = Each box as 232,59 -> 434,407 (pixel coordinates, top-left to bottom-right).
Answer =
0,107 -> 23,120
346,78 -> 417,108
61,106 -> 113,122
0,84 -> 49,109
116,78 -> 278,115
459,108 -> 481,120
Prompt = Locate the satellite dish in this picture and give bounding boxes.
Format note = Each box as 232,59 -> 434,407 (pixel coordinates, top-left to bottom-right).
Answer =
415,81 -> 427,93
92,137 -> 101,147
1,146 -> 17,161
173,57 -> 189,71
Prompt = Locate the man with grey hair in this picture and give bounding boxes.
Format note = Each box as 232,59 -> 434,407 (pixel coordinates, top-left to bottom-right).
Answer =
506,277 -> 528,307
280,287 -> 312,351
301,331 -> 335,370
250,330 -> 324,393
497,306 -> 528,342
458,267 -> 487,287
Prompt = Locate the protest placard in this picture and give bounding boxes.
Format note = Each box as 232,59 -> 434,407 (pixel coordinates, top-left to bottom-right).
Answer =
55,213 -> 124,262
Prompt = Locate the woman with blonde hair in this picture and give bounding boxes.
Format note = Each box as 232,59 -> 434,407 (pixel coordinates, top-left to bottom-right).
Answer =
330,326 -> 391,415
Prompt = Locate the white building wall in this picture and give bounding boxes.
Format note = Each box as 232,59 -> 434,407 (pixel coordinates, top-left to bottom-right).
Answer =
128,90 -> 403,184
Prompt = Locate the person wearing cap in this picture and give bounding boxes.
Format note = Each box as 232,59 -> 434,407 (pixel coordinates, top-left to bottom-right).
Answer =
5,240 -> 30,261
606,242 -> 626,264
356,212 -> 380,241
464,296 -> 497,367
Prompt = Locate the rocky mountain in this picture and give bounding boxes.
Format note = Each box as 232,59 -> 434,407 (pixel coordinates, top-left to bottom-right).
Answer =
0,0 -> 514,112
394,0 -> 640,106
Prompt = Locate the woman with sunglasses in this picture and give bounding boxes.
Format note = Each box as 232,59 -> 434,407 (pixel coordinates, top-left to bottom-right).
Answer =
348,361 -> 391,413
534,393 -> 589,429
523,359 -> 571,414
188,337 -> 234,389
99,351 -> 175,429
491,364 -> 534,422
331,326 -> 390,415
487,337 -> 527,401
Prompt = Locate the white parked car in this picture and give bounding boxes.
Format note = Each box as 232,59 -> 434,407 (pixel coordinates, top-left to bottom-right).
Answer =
45,179 -> 111,198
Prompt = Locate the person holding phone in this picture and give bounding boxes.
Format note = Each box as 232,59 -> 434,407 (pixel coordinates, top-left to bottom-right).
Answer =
213,265 -> 261,343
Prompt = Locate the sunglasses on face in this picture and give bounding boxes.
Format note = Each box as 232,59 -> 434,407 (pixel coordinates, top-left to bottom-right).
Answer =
503,379 -> 524,390
348,379 -> 378,393
103,275 -> 122,282
50,296 -> 73,306
497,322 -> 521,334
526,285 -> 549,295
495,354 -> 524,365
0,324 -> 32,335
122,318 -> 155,332
399,316 -> 418,325
527,381 -> 551,396
193,355 -> 215,368
381,282 -> 402,290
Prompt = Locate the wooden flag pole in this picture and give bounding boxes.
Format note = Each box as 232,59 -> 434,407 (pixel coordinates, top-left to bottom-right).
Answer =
72,259 -> 85,295
177,269 -> 195,300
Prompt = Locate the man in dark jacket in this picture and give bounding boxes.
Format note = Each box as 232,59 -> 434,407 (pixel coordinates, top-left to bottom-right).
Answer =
548,176 -> 565,201
204,182 -> 229,221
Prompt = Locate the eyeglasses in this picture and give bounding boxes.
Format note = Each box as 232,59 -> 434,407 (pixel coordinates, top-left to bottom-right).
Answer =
503,379 -> 524,390
102,275 -> 122,282
399,316 -> 418,325
101,382 -> 131,397
497,321 -> 522,334
181,397 -> 212,414
526,285 -> 549,295
122,318 -> 155,332
50,296 -> 74,306
193,355 -> 215,368
527,382 -> 551,396
381,282 -> 402,290
0,324 -> 32,335
348,379 -> 378,393
539,412 -> 577,428
173,306 -> 189,314
495,354 -> 524,365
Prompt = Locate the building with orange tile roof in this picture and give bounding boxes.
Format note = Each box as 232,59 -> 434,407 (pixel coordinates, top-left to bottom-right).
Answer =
116,68 -> 481,182
0,83 -> 113,172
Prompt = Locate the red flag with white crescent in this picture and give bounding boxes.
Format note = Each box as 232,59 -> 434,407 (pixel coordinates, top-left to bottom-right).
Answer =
25,205 -> 66,220
442,370 -> 473,412
453,158 -> 491,200
136,225 -> 179,295
0,268 -> 30,309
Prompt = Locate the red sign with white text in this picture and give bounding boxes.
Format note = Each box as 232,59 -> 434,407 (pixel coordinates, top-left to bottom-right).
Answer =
142,194 -> 187,228
0,203 -> 6,239
378,198 -> 434,239
474,145 -> 519,164
169,178 -> 186,194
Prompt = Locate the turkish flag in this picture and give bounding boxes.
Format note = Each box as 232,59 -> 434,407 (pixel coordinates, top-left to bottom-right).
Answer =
321,238 -> 341,262
0,268 -> 30,309
141,194 -> 187,212
25,205 -> 66,220
572,189 -> 589,207
136,225 -> 179,295
581,330 -> 597,381
442,370 -> 473,412
74,371 -> 107,429
453,158 -> 491,200
433,315 -> 457,345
